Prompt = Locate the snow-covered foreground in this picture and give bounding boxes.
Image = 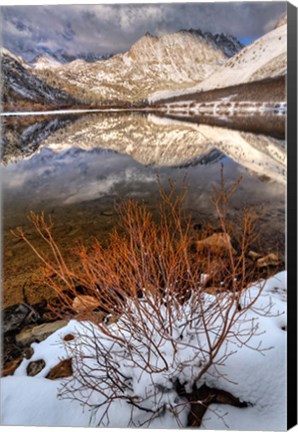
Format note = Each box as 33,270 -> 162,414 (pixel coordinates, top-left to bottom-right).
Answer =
1,271 -> 286,429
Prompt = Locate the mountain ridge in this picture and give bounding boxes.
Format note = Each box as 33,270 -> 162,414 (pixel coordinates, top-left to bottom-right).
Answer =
26,29 -> 242,105
1,22 -> 285,110
1,48 -> 78,111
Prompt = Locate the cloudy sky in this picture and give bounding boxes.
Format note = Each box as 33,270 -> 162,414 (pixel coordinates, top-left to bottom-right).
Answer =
1,2 -> 286,60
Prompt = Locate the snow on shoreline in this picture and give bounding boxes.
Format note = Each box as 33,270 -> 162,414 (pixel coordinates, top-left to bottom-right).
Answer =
1,271 -> 287,429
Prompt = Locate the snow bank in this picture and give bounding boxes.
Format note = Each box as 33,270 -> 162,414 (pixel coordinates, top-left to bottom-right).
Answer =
1,376 -> 90,427
1,272 -> 286,429
202,271 -> 287,430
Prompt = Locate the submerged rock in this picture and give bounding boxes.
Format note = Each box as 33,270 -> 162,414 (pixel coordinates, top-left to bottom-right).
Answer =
196,233 -> 236,255
101,210 -> 114,217
257,253 -> 279,267
248,250 -> 262,260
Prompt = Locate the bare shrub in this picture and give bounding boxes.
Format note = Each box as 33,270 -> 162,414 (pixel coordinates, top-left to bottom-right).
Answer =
13,171 -> 275,427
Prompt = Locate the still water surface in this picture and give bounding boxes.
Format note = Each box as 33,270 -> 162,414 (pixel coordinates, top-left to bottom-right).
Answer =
2,112 -> 286,306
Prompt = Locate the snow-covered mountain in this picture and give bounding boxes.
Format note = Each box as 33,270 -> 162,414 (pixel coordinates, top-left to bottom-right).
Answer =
204,32 -> 243,57
1,48 -> 77,110
1,21 -> 284,109
150,22 -> 287,102
30,53 -> 62,70
29,30 -> 242,105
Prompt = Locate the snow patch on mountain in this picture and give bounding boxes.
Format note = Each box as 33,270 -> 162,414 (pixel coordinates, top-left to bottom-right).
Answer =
30,53 -> 62,69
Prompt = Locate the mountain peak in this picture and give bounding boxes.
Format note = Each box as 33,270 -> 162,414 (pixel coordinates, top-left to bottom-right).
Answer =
176,29 -> 243,57
144,31 -> 157,39
206,32 -> 244,57
131,32 -> 158,46
31,52 -> 62,69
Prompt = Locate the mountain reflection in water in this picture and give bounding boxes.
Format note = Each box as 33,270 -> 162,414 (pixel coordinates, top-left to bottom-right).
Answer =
2,112 -> 285,307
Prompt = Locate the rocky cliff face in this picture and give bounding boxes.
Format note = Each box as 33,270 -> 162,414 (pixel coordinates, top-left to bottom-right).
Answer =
182,30 -> 243,57
28,30 -> 242,105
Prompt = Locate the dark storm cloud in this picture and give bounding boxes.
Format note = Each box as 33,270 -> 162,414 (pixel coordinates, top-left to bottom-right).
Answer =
1,3 -> 286,60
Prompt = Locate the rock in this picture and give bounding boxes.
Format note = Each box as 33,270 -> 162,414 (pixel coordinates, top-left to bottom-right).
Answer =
204,286 -> 226,295
46,358 -> 73,380
27,359 -> 46,376
193,223 -> 203,232
3,304 -> 40,334
42,311 -> 59,322
248,250 -> 262,260
257,253 -> 279,267
1,357 -> 22,377
63,333 -> 75,342
23,347 -> 34,359
16,320 -> 68,347
3,333 -> 22,363
103,313 -> 118,325
12,237 -> 23,245
176,383 -> 249,427
101,210 -> 114,217
72,295 -> 100,313
196,233 -> 236,255
93,311 -> 107,322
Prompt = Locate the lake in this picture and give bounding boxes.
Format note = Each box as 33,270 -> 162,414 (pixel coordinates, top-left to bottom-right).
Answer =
1,111 -> 286,307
